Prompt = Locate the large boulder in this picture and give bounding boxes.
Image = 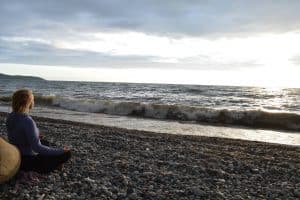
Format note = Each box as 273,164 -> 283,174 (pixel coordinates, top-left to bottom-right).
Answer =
0,137 -> 21,183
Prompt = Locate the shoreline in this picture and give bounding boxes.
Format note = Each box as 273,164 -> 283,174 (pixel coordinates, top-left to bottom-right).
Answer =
0,113 -> 299,199
1,109 -> 300,146
1,111 -> 295,147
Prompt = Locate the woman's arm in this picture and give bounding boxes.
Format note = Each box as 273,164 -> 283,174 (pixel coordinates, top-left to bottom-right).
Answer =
23,117 -> 64,155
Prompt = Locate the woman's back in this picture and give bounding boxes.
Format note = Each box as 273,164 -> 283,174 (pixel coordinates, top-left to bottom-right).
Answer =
6,112 -> 38,155
6,111 -> 64,156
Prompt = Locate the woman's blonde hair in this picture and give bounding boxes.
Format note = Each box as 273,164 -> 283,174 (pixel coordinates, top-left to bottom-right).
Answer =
12,89 -> 33,113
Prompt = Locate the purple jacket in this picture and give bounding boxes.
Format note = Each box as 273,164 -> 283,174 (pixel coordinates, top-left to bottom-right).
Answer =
6,112 -> 64,156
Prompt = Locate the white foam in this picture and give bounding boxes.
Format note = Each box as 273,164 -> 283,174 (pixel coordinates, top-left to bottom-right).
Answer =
0,105 -> 299,146
2,95 -> 300,131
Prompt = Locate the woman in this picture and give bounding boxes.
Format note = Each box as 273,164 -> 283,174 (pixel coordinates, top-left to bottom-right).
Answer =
6,89 -> 71,174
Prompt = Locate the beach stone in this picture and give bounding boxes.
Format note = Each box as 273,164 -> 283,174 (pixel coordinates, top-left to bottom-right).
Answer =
84,177 -> 96,183
117,192 -> 127,198
147,191 -> 156,196
142,171 -> 154,176
128,192 -> 138,199
133,170 -> 139,175
228,163 -> 234,171
294,189 -> 300,197
190,187 -> 207,197
9,189 -> 17,195
281,181 -> 288,187
216,191 -> 225,198
234,194 -> 244,199
217,178 -> 226,183
148,185 -> 154,190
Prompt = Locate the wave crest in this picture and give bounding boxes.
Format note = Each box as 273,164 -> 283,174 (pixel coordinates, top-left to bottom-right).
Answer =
1,95 -> 300,131
52,97 -> 300,131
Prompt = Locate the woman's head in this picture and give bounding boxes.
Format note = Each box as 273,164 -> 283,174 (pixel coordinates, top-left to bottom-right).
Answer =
12,89 -> 34,113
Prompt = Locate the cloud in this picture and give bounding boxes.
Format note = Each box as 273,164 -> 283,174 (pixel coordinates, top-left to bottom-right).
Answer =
0,38 -> 261,71
290,55 -> 300,66
1,0 -> 300,39
0,38 -> 163,68
0,0 -> 299,73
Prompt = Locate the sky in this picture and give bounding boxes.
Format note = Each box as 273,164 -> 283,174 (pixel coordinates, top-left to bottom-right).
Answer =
1,0 -> 300,87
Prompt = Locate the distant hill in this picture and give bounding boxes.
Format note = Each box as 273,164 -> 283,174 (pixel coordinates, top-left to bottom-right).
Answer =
0,73 -> 45,81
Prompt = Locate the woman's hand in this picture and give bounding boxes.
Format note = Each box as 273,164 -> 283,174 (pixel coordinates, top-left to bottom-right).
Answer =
39,133 -> 46,140
63,146 -> 71,152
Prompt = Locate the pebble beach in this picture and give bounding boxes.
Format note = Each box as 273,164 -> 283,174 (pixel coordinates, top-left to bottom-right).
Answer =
0,112 -> 299,199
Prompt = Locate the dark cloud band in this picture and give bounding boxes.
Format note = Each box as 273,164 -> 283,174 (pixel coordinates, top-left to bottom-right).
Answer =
1,0 -> 300,38
0,0 -> 299,70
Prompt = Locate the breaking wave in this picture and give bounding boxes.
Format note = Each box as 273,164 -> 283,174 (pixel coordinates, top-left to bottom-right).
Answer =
1,95 -> 300,131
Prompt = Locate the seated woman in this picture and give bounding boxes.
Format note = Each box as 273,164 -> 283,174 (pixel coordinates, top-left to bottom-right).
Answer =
6,89 -> 71,174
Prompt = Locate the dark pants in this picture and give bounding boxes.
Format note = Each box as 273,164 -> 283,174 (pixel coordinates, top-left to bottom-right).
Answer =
20,139 -> 71,174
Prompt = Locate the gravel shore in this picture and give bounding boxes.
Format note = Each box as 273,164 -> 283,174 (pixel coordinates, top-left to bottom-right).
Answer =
0,112 -> 299,199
